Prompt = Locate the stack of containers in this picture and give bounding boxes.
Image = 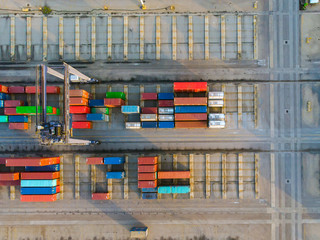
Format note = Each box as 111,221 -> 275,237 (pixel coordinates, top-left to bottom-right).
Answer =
0,171 -> 20,186
104,92 -> 126,107
157,93 -> 175,128
122,105 -> 141,129
87,99 -> 110,122
105,157 -> 126,179
173,82 -> 208,128
70,89 -> 92,129
140,93 -> 158,129
208,91 -> 225,128
138,156 -> 158,199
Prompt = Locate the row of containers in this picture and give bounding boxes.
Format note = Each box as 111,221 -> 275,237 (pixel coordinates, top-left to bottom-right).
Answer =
0,84 -> 60,130
0,157 -> 61,202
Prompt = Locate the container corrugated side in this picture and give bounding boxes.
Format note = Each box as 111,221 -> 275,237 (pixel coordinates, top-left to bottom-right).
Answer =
104,157 -> 125,165
125,122 -> 141,129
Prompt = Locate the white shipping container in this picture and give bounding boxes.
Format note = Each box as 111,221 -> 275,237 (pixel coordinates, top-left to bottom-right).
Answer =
208,113 -> 225,121
125,122 -> 141,129
208,91 -> 224,99
140,114 -> 157,121
104,115 -> 110,122
158,115 -> 174,121
208,120 -> 225,128
208,100 -> 224,107
158,107 -> 174,115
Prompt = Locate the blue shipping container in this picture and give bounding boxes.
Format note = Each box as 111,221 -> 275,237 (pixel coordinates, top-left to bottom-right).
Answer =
21,179 -> 57,187
21,187 -> 57,195
25,164 -> 60,172
8,115 -> 28,123
158,186 -> 172,194
104,157 -> 125,165
158,121 -> 174,128
88,99 -> 105,107
142,192 -> 157,199
106,171 -> 125,179
158,93 -> 174,100
141,188 -> 158,193
0,100 -> 3,107
171,186 -> 190,194
0,93 -> 10,100
141,122 -> 157,128
121,105 -> 140,114
175,106 -> 207,113
86,113 -> 108,121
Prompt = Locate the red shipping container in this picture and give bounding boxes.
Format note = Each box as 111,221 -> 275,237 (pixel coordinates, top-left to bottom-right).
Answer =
9,123 -> 28,130
4,100 -> 24,108
104,98 -> 125,107
69,106 -> 90,114
138,156 -> 158,165
0,173 -> 20,181
86,157 -> 104,165
8,86 -> 25,94
0,180 -> 20,186
72,121 -> 92,129
0,85 -> 8,93
175,113 -> 208,121
138,180 -> 157,188
56,185 -> 60,193
21,194 -> 58,202
175,121 -> 207,128
0,158 -> 6,164
158,171 -> 190,179
70,89 -> 89,99
92,193 -> 110,200
25,86 -> 60,94
141,93 -> 157,100
158,100 -> 174,107
174,97 -> 207,106
21,171 -> 60,180
141,107 -> 158,114
69,97 -> 88,106
4,108 -> 21,115
138,165 -> 157,173
6,157 -> 60,167
174,82 -> 207,92
72,114 -> 88,122
138,172 -> 157,181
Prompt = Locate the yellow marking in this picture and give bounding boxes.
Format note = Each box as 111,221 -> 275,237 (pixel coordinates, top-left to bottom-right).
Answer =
140,16 -> 144,60
43,17 -> 48,61
91,17 -> 96,61
60,155 -> 64,200
238,85 -> 242,128
124,155 -> 129,199
222,153 -> 227,199
26,17 -> 32,60
189,154 -> 194,199
188,16 -> 193,60
123,16 -> 128,60
255,153 -> 260,199
238,153 -> 244,199
59,17 -> 64,59
237,16 -> 242,60
204,15 -> 209,60
10,17 -> 15,61
156,16 -> 161,60
75,17 -> 80,60
75,155 -> 80,199
108,17 -> 112,59
91,164 -> 96,193
108,179 -> 112,199
253,16 -> 258,60
206,154 -> 211,199
221,16 -> 226,60
10,186 -> 15,200
172,16 -> 177,60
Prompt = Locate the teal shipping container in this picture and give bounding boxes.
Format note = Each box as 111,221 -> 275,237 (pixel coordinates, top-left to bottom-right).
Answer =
158,186 -> 172,194
171,186 -> 190,194
0,115 -> 8,123
121,105 -> 140,114
21,179 -> 57,187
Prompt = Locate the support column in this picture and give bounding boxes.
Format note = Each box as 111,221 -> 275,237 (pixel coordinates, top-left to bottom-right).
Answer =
189,154 -> 194,199
59,17 -> 64,60
91,16 -> 96,61
204,15 -> 209,60
255,153 -> 260,199
42,17 -> 48,61
172,16 -> 177,60
10,17 -> 15,61
253,15 -> 258,60
156,16 -> 161,60
221,16 -> 226,60
237,15 -> 242,60
222,153 -> 227,199
75,155 -> 80,199
188,15 -> 193,60
26,17 -> 32,60
139,16 -> 144,60
238,153 -> 244,199
124,155 -> 129,199
75,17 -> 80,60
206,154 -> 211,199
123,16 -> 128,60
238,85 -> 242,128
91,165 -> 96,193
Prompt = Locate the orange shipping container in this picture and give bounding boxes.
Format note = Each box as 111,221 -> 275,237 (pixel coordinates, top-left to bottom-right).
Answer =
174,97 -> 207,106
92,193 -> 110,200
0,173 -> 19,181
138,180 -> 157,188
70,89 -> 89,99
0,85 -> 8,93
20,194 -> 58,202
138,165 -> 157,173
9,123 -> 28,130
86,157 -> 104,165
158,171 -> 190,179
69,97 -> 88,106
5,157 -> 60,167
138,156 -> 158,165
21,172 -> 60,180
138,172 -> 157,181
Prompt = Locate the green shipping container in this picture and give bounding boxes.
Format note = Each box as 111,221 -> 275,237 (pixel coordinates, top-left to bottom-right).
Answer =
16,106 -> 53,115
56,108 -> 60,115
0,115 -> 8,122
91,107 -> 109,115
105,92 -> 126,100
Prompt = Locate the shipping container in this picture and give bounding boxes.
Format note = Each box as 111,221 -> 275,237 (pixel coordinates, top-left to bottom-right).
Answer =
8,86 -> 25,94
141,187 -> 158,193
0,158 -> 6,164
4,108 -> 20,115
21,179 -> 58,187
86,113 -> 109,122
208,91 -> 224,99
208,120 -> 226,128
174,82 -> 207,92
21,172 -> 60,180
141,107 -> 157,114
208,100 -> 224,107
130,227 -> 148,239
8,115 -> 28,123
91,107 -> 109,114
141,122 -> 157,128
16,106 -> 54,115
158,93 -> 174,100
175,113 -> 207,121
88,99 -> 105,107
138,165 -> 157,172
158,107 -> 174,115
25,86 -> 60,94
175,121 -> 207,128
106,171 -> 125,179
174,97 -> 207,106
0,93 -> 10,100
138,180 -> 157,188
69,106 -> 90,114
158,100 -> 174,107
0,180 -> 20,186
0,115 -> 8,123
158,121 -> 175,128
70,89 -> 89,98
0,173 -> 19,181
158,115 -> 174,121
86,157 -> 104,165
69,97 -> 88,106
140,114 -> 157,121
0,85 -> 8,93
4,100 -> 24,108
138,172 -> 157,181
174,106 -> 207,113
125,122 -> 141,129
72,121 -> 92,129
208,113 -> 225,121
92,193 -> 110,200
104,157 -> 125,165
9,123 -> 28,130
0,100 -> 3,107
171,186 -> 190,194
25,164 -> 60,172
105,92 -> 126,100
6,157 -> 60,167
121,105 -> 140,114
21,187 -> 58,195
158,186 -> 172,194
142,192 -> 157,199
138,156 -> 158,165
20,194 -> 58,202
158,171 -> 190,179
71,114 -> 87,122
104,98 -> 125,107
141,93 -> 157,100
